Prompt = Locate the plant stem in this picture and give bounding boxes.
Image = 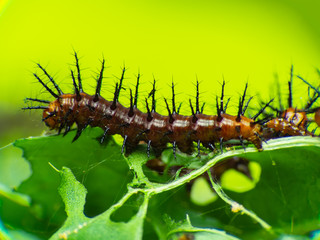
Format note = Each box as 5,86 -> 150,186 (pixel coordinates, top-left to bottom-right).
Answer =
207,169 -> 272,232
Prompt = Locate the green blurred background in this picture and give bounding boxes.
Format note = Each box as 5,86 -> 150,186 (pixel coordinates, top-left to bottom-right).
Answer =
0,0 -> 320,146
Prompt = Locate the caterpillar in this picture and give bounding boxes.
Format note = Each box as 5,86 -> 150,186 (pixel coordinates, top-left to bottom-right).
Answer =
262,66 -> 319,138
23,53 -> 273,157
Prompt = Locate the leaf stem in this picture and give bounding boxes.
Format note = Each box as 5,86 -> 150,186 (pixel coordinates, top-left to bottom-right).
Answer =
207,169 -> 272,232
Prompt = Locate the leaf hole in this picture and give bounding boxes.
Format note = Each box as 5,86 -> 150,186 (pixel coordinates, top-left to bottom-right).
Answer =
110,192 -> 145,223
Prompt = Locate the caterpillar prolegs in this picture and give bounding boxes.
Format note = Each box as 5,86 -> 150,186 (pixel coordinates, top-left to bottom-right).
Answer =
23,54 -> 316,157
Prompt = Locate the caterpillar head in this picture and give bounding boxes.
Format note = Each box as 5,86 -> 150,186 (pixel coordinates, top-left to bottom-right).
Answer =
42,100 -> 62,130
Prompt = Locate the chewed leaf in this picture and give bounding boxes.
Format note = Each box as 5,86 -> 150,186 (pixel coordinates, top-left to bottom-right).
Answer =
57,167 -> 88,221
11,127 -> 129,236
50,167 -> 148,240
6,128 -> 320,239
165,215 -> 240,240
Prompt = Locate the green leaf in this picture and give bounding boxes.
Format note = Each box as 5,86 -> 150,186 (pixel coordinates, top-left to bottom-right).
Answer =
226,137 -> 320,232
3,128 -> 320,239
165,215 -> 240,240
0,144 -> 31,189
0,182 -> 30,207
0,144 -> 31,208
6,127 -> 129,238
190,177 -> 218,206
57,167 -> 88,222
50,167 -> 148,240
141,136 -> 320,239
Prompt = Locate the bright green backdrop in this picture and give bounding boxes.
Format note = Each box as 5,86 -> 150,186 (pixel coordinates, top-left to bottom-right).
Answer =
0,0 -> 320,144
